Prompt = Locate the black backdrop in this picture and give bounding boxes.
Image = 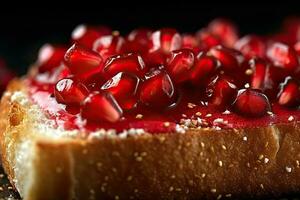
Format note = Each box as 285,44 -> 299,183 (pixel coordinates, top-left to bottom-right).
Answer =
1,3 -> 300,74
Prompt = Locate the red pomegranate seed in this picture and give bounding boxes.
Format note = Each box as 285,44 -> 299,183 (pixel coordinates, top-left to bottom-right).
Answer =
196,29 -> 221,50
143,50 -> 167,68
234,35 -> 266,59
37,44 -> 66,73
166,49 -> 195,83
266,42 -> 299,72
101,72 -> 140,110
64,43 -> 103,78
72,25 -> 111,49
249,58 -> 268,90
294,41 -> 300,55
190,52 -> 220,85
82,72 -> 107,91
93,34 -> 125,61
139,69 -> 176,108
182,34 -> 199,49
233,89 -> 271,117
283,17 -> 300,43
81,91 -> 123,122
103,53 -> 145,77
150,28 -> 182,54
126,28 -> 152,53
207,75 -> 237,109
208,18 -> 238,47
278,76 -> 300,107
54,78 -> 89,105
208,45 -> 243,71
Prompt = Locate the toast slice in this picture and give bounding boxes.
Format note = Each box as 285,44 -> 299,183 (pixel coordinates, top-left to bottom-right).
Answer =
2,79 -> 300,200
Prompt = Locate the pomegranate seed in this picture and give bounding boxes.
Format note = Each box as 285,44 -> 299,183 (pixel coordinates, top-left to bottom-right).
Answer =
101,72 -> 140,110
143,50 -> 167,68
278,76 -> 300,107
294,41 -> 300,55
82,72 -> 107,91
150,28 -> 182,54
139,69 -> 176,108
93,34 -> 125,61
208,18 -> 238,47
166,49 -> 195,83
71,24 -> 111,49
233,89 -> 271,117
37,44 -> 66,73
182,34 -> 199,49
249,58 -> 268,90
54,78 -> 89,105
103,53 -> 145,77
234,35 -> 266,59
283,17 -> 300,43
266,42 -> 299,72
81,91 -> 123,122
207,75 -> 237,109
208,45 -> 243,71
190,52 -> 220,85
126,28 -> 152,53
196,29 -> 221,50
64,43 -> 103,78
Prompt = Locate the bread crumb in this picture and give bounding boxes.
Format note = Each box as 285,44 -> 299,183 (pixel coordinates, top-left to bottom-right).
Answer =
218,161 -> 223,167
260,184 -> 264,189
112,168 -> 117,173
134,189 -> 139,193
136,156 -> 143,162
267,111 -> 274,116
195,112 -> 202,116
200,142 -> 205,148
201,173 -> 206,178
245,69 -> 253,75
211,188 -> 217,193
182,114 -> 187,118
115,195 -> 120,200
163,122 -> 170,127
127,176 -> 133,181
286,166 -> 292,173
135,114 -> 143,119
244,83 -> 250,88
296,160 -> 300,168
288,115 -> 294,122
222,145 -> 227,150
225,193 -> 232,198
217,194 -> 222,200
223,110 -> 231,114
264,158 -> 269,164
171,175 -> 176,179
169,186 -> 174,192
205,113 -> 212,117
187,102 -> 196,108
175,188 -> 182,192
258,154 -> 264,160
243,136 -> 248,141
0,186 -> 3,191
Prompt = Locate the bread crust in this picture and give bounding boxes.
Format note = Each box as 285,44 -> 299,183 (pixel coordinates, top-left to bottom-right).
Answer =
1,79 -> 300,200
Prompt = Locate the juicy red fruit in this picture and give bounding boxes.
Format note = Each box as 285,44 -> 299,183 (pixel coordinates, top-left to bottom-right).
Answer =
166,49 -> 195,83
266,42 -> 299,73
81,91 -> 123,123
278,76 -> 300,107
233,89 -> 271,117
208,45 -> 243,71
190,52 -> 220,85
150,28 -> 182,54
54,78 -> 89,105
249,58 -> 268,90
93,34 -> 125,61
101,72 -> 140,110
196,29 -> 221,50
64,43 -> 103,78
103,53 -> 145,77
37,44 -> 66,73
234,35 -> 266,59
207,75 -> 237,109
208,18 -> 238,47
71,25 -> 111,49
126,28 -> 152,53
139,69 -> 177,108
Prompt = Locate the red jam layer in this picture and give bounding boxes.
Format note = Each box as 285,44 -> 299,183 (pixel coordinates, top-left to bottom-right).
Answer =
28,78 -> 300,134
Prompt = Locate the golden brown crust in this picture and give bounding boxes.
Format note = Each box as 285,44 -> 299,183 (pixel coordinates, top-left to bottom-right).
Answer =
2,79 -> 300,199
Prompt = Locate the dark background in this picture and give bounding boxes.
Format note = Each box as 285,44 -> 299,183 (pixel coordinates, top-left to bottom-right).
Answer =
1,3 -> 300,75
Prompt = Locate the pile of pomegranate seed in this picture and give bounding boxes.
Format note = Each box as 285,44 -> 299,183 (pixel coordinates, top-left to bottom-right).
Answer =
33,18 -> 300,123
